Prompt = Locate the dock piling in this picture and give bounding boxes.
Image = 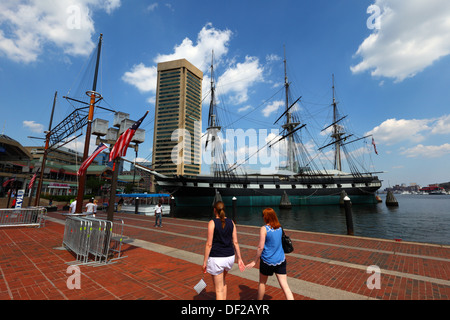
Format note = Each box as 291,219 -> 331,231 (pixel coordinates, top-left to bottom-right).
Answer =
170,196 -> 175,216
344,196 -> 354,236
279,191 -> 292,209
134,197 -> 139,215
212,189 -> 222,206
339,190 -> 348,207
386,191 -> 399,207
232,197 -> 237,223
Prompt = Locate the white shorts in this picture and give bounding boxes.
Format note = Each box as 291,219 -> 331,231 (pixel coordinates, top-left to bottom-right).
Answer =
206,255 -> 235,276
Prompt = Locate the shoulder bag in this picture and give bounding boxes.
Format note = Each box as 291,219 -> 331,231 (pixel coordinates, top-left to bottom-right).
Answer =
281,227 -> 294,254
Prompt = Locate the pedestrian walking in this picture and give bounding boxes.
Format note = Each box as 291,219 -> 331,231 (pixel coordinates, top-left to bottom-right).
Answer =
245,208 -> 294,300
69,199 -> 77,214
86,198 -> 96,215
202,201 -> 245,300
154,202 -> 163,227
118,198 -> 124,211
93,199 -> 98,217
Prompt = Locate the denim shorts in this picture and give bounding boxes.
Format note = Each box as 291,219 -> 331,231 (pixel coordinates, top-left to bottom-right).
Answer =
259,258 -> 287,276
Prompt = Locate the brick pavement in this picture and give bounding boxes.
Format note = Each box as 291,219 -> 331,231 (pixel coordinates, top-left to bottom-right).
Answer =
0,210 -> 449,301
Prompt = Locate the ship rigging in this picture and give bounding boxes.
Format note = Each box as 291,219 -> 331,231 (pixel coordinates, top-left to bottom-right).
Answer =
146,49 -> 382,206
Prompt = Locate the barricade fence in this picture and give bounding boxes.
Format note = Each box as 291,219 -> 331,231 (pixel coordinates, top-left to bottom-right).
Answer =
0,207 -> 47,228
62,216 -> 124,265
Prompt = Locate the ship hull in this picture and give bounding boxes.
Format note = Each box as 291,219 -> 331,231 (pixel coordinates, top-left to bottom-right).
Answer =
155,174 -> 382,207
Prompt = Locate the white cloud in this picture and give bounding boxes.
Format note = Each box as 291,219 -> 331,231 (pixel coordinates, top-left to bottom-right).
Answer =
238,105 -> 253,113
135,157 -> 150,163
0,0 -> 121,63
367,115 -> 450,146
431,114 -> 450,134
146,3 -> 158,12
122,23 -> 265,106
367,118 -> 432,145
155,23 -> 232,72
104,0 -> 121,14
216,56 -> 264,105
123,23 -> 232,96
23,120 -> 44,133
164,4 -> 174,12
266,54 -> 281,63
122,63 -> 157,93
61,134 -> 98,155
351,0 -> 450,82
400,143 -> 450,158
262,100 -> 283,118
367,115 -> 450,159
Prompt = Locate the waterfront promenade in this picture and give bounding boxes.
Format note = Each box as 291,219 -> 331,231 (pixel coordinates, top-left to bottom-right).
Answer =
0,210 -> 449,301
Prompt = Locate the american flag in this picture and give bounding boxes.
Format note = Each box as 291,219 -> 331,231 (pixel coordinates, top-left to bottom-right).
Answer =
2,178 -> 15,188
77,143 -> 108,176
109,111 -> 148,162
28,168 -> 40,190
372,137 -> 378,155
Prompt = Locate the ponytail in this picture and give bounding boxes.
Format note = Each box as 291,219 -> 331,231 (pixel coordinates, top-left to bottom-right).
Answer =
214,201 -> 226,228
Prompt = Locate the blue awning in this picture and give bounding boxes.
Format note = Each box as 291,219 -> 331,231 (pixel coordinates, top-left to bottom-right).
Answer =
115,193 -> 171,198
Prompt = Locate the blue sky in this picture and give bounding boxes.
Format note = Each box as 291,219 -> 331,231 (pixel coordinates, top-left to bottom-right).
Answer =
1,0 -> 450,188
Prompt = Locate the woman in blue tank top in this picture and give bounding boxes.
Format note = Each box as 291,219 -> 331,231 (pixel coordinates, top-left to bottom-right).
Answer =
202,201 -> 245,300
246,208 -> 294,300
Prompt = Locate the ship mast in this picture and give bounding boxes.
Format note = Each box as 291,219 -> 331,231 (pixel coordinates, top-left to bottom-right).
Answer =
34,91 -> 57,206
206,51 -> 222,176
281,47 -> 300,173
331,74 -> 344,171
208,51 -> 218,129
75,33 -> 103,213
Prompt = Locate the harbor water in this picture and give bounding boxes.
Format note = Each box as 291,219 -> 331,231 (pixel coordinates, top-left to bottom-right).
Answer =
172,193 -> 450,246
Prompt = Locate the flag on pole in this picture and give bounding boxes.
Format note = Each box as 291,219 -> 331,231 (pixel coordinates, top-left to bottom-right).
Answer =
28,168 -> 40,190
372,137 -> 378,155
77,143 -> 108,176
2,178 -> 15,188
109,111 -> 149,162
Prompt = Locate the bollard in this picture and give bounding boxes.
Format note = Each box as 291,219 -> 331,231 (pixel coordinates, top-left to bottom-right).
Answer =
339,190 -> 348,207
135,197 -> 139,215
232,197 -> 237,224
343,196 -> 354,236
170,196 -> 175,216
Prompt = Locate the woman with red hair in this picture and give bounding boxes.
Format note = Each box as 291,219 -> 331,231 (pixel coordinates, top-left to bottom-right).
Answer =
246,208 -> 294,300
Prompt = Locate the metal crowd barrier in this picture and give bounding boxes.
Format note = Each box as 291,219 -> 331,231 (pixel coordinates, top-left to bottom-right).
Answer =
0,207 -> 47,228
63,217 -> 91,264
62,216 -> 124,265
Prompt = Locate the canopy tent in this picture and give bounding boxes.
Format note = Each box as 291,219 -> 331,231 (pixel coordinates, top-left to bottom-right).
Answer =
115,193 -> 171,198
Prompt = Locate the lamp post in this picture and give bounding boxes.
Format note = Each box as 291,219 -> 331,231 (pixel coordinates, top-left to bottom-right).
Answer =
92,113 -> 145,222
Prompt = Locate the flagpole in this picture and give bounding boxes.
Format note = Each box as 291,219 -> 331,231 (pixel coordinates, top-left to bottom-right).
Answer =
27,179 -> 34,207
27,169 -> 39,207
105,110 -> 148,221
107,158 -> 120,222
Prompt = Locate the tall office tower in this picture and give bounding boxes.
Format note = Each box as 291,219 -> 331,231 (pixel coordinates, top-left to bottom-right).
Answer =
152,59 -> 203,177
